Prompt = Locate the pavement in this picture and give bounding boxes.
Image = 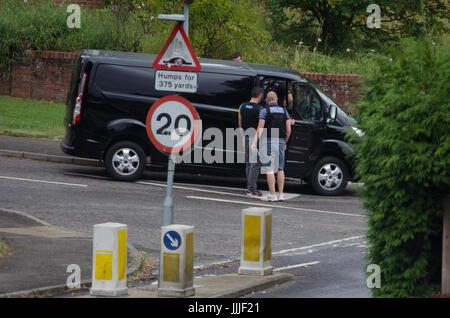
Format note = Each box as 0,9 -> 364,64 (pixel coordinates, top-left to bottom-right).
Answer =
0,135 -> 100,167
0,135 -> 293,298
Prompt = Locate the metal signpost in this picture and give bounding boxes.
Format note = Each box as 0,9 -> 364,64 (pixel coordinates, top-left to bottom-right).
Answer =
153,0 -> 200,227
145,96 -> 200,225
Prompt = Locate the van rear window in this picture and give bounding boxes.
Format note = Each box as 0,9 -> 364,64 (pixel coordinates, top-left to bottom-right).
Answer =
95,64 -> 154,95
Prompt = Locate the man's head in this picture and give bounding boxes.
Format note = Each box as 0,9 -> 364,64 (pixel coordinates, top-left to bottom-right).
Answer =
232,52 -> 243,62
266,91 -> 278,104
251,87 -> 264,103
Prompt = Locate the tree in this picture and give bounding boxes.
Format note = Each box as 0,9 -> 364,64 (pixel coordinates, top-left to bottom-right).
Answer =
264,0 -> 448,52
189,0 -> 271,59
100,0 -> 167,52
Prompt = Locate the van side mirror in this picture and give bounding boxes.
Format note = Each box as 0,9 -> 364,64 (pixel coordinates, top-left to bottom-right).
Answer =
327,105 -> 337,123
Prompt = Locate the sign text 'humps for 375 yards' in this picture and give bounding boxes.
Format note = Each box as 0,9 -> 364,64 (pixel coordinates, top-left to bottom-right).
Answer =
155,70 -> 198,93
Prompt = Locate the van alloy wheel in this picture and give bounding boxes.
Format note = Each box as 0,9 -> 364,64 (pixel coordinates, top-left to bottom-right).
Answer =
112,148 -> 140,176
317,163 -> 343,191
311,156 -> 348,196
105,141 -> 146,181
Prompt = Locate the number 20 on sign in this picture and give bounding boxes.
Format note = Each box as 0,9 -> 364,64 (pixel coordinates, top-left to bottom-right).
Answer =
145,95 -> 200,155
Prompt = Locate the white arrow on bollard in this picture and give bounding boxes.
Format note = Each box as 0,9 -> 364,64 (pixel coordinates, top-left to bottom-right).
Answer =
167,233 -> 179,248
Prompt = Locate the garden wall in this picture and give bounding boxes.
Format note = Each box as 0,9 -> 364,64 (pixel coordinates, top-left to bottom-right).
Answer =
0,50 -> 362,110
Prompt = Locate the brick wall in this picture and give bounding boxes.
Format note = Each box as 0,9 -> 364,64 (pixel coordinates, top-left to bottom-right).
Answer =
0,71 -> 11,96
0,50 -> 362,109
4,50 -> 78,102
300,72 -> 361,111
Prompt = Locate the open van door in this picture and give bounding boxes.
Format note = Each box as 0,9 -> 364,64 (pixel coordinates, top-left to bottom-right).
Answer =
285,83 -> 327,177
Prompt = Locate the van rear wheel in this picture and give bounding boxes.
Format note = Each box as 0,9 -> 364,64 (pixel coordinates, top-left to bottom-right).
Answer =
105,141 -> 145,181
311,156 -> 348,196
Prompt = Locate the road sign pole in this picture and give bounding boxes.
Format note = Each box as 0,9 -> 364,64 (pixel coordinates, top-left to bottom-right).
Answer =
158,2 -> 191,227
183,3 -> 189,36
162,156 -> 175,226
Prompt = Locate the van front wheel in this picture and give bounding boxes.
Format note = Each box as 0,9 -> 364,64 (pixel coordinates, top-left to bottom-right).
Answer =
311,156 -> 348,196
105,141 -> 145,181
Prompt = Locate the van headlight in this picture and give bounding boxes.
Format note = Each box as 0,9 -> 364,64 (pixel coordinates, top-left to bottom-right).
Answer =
352,126 -> 364,137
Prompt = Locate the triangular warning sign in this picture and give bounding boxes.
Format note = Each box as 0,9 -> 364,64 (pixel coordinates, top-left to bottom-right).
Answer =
153,24 -> 201,72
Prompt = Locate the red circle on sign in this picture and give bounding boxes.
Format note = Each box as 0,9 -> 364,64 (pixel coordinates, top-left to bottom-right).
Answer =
146,95 -> 200,154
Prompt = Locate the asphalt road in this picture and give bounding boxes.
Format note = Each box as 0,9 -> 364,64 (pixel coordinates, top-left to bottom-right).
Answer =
0,156 -> 370,297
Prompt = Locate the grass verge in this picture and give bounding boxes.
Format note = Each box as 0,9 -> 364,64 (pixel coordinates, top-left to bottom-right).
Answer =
0,239 -> 8,257
0,96 -> 65,139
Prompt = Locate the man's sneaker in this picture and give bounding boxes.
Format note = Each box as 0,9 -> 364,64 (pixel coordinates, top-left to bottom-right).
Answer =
254,190 -> 263,197
246,190 -> 263,197
263,194 -> 278,202
278,193 -> 285,202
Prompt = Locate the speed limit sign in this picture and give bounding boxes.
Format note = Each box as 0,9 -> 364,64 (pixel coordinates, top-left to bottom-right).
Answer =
146,95 -> 200,154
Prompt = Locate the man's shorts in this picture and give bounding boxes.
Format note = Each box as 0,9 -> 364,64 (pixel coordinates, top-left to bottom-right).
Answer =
260,138 -> 286,174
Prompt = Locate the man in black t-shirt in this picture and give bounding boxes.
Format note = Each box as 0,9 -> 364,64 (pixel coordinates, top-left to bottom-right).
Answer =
238,87 -> 264,197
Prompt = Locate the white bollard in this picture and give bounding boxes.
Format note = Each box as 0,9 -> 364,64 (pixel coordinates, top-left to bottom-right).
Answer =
158,224 -> 195,297
90,222 -> 128,296
239,207 -> 273,276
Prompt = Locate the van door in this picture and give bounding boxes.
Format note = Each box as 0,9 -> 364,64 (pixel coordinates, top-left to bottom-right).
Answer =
285,83 -> 326,177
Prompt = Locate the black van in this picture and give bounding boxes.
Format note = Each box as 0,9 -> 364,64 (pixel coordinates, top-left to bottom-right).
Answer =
61,50 -> 357,195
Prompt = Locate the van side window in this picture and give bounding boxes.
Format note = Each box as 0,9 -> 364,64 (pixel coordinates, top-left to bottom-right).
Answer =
293,85 -> 323,121
195,73 -> 254,108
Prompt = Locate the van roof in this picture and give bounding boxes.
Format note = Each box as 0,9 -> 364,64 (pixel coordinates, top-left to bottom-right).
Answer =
80,50 -> 306,82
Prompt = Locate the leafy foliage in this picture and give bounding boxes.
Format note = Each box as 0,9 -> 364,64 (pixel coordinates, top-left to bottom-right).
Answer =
189,0 -> 271,59
100,0 -> 168,52
264,0 -> 448,53
349,35 -> 450,297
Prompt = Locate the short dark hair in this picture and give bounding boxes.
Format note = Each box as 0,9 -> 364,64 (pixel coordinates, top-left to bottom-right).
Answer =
232,52 -> 242,59
251,87 -> 264,99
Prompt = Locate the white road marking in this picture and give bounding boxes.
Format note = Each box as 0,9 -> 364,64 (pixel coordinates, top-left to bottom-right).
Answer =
138,181 -> 244,197
63,172 -> 110,180
0,175 -> 88,187
64,172 -> 301,200
186,196 -> 366,218
166,182 -> 246,193
273,236 -> 364,255
274,261 -> 320,272
138,181 -> 299,201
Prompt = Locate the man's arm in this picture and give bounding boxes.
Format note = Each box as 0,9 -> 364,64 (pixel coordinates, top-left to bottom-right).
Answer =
238,104 -> 244,136
285,119 -> 291,144
251,119 -> 265,151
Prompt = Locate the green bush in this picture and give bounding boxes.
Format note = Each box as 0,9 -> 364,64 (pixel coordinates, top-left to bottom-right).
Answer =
349,35 -> 450,297
0,0 -> 115,71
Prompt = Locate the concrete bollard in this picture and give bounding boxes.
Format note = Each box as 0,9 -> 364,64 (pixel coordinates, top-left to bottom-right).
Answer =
239,207 -> 273,276
158,224 -> 195,297
90,222 -> 128,296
